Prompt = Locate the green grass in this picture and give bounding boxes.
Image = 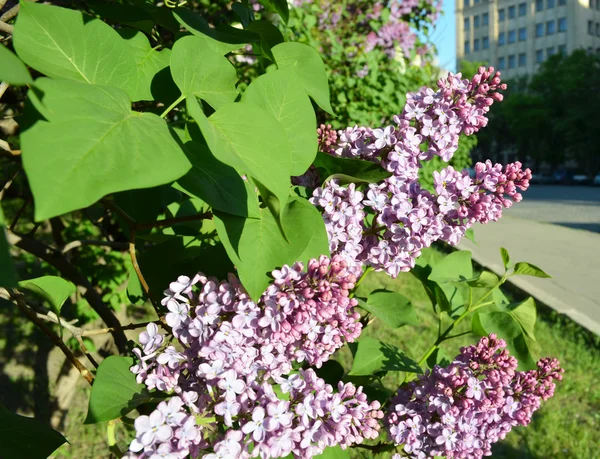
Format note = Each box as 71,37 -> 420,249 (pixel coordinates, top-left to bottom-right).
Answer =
344,269 -> 600,459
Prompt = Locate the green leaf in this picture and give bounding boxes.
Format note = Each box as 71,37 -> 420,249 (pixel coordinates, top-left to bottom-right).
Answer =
500,247 -> 511,270
313,152 -> 391,184
0,205 -> 17,288
472,311 -> 522,340
171,36 -> 238,109
214,198 -> 329,301
232,3 -> 252,28
257,0 -> 290,23
349,337 -> 421,376
0,405 -> 67,458
22,79 -> 191,220
121,30 -> 171,102
176,140 -> 260,218
173,9 -> 257,54
507,297 -> 537,340
187,97 -> 291,213
272,42 -> 334,115
465,227 -> 476,244
246,20 -> 285,61
14,3 -> 137,98
243,67 -> 317,176
19,276 -> 75,315
512,262 -> 551,278
428,250 -> 473,283
0,45 -> 32,85
314,445 -> 350,459
360,290 -> 418,328
85,356 -> 150,423
315,360 -> 345,386
87,1 -> 154,34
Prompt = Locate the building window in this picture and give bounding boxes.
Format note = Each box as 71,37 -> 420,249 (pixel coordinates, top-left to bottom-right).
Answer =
474,38 -> 480,51
499,9 -> 506,21
499,31 -> 506,45
536,49 -> 544,63
519,2 -> 527,16
519,27 -> 527,41
546,20 -> 555,35
547,0 -> 555,8
474,15 -> 480,28
518,53 -> 527,67
465,41 -> 471,54
464,0 -> 470,6
547,47 -> 556,58
536,0 -> 544,11
464,17 -> 470,30
536,23 -> 544,37
508,55 -> 516,68
483,12 -> 489,26
498,57 -> 506,70
558,17 -> 567,32
483,36 -> 490,49
509,5 -> 516,18
588,20 -> 594,35
558,0 -> 566,4
558,45 -> 567,55
508,29 -> 517,43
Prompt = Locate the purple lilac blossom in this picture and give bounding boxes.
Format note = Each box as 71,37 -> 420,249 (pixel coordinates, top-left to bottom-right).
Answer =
312,67 -> 532,277
126,256 -> 382,458
385,334 -> 563,459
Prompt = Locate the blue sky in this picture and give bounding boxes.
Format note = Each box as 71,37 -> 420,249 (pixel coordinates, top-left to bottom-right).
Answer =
430,0 -> 457,72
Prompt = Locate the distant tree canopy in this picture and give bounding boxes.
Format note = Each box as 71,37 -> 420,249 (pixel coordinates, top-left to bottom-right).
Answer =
473,50 -> 600,173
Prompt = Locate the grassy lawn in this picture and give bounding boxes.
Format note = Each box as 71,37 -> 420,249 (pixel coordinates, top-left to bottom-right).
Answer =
346,268 -> 600,459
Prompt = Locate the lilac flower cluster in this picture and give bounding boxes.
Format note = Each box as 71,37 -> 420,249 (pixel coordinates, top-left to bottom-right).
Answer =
385,334 -> 563,459
127,256 -> 383,458
311,67 -> 531,276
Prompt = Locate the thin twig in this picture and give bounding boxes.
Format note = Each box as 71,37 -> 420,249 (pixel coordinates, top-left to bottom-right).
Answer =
0,81 -> 8,100
35,311 -> 99,368
61,239 -> 129,254
10,290 -> 94,385
0,21 -> 14,35
0,4 -> 19,22
81,320 -> 160,337
101,198 -> 136,226
9,198 -> 30,231
136,212 -> 213,229
129,226 -> 161,316
7,229 -> 129,353
0,0 -> 9,11
0,168 -> 19,201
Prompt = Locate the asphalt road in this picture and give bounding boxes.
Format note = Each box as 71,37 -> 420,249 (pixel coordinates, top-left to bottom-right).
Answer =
506,185 -> 600,233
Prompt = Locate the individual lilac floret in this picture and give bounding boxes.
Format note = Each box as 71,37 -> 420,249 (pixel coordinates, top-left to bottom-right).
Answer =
127,256 -> 373,458
384,334 -> 563,459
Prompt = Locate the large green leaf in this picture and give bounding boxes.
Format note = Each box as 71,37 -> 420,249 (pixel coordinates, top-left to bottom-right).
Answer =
214,198 -> 329,300
246,20 -> 285,61
0,45 -> 32,85
0,405 -> 67,459
243,67 -> 317,176
272,42 -> 333,115
171,36 -> 238,109
14,2 -> 137,98
349,337 -> 421,376
22,79 -> 190,220
313,152 -> 391,184
19,276 -> 75,316
121,30 -> 171,102
359,290 -> 419,328
85,356 -> 150,424
0,205 -> 17,288
173,9 -> 257,54
176,140 -> 260,218
500,247 -> 511,270
428,250 -> 473,283
187,97 -> 291,213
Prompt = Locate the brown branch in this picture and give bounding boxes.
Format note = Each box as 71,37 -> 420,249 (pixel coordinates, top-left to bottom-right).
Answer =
0,0 -> 9,11
136,212 -> 213,229
61,239 -> 129,254
0,4 -> 19,22
7,229 -> 129,353
0,20 -> 13,35
35,310 -> 99,368
11,290 -> 94,385
0,168 -> 19,201
81,320 -> 161,337
129,227 -> 161,317
0,81 -> 8,100
9,198 -> 30,231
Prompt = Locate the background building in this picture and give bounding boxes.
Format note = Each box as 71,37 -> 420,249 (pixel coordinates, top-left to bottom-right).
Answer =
456,0 -> 600,77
